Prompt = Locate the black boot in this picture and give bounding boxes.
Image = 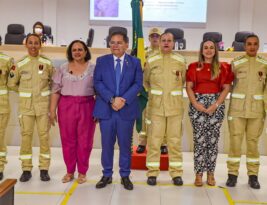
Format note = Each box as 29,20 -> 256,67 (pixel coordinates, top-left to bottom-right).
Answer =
248,175 -> 260,189
160,146 -> 168,154
147,176 -> 157,186
226,174 -> 237,187
136,145 -> 146,153
20,171 -> 32,182
40,170 -> 50,181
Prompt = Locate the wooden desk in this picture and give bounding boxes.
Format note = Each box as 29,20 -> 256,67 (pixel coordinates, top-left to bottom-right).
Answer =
3,44 -> 267,64
0,179 -> 17,205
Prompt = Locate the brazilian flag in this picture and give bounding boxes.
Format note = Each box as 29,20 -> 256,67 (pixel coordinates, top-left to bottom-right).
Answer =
131,0 -> 147,133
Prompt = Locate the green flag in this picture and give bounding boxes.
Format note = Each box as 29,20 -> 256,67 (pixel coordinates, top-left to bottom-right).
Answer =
131,0 -> 147,133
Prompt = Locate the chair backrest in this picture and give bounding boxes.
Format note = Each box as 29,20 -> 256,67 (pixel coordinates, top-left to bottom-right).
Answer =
232,31 -> 254,51
86,28 -> 94,47
164,28 -> 186,50
203,32 -> 223,50
203,32 -> 222,43
43,25 -> 53,44
4,24 -> 25,45
106,26 -> 128,48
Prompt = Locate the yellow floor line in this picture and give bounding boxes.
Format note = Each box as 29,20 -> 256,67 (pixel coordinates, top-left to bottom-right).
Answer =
15,191 -> 65,196
219,186 -> 235,205
60,181 -> 79,205
234,200 -> 267,204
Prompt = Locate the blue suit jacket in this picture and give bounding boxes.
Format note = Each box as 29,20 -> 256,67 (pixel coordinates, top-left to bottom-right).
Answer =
93,53 -> 143,120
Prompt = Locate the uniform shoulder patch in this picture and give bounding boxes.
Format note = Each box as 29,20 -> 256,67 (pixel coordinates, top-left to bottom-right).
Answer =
232,55 -> 248,67
17,56 -> 31,68
171,53 -> 186,64
38,56 -> 52,65
0,53 -> 11,61
256,55 -> 267,65
147,54 -> 162,64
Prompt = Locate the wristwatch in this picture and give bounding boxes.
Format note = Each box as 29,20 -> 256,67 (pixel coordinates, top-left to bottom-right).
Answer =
110,97 -> 115,104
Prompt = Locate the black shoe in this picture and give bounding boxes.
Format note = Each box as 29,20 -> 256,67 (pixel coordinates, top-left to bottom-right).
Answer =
248,175 -> 260,189
173,176 -> 183,186
0,172 -> 3,181
160,146 -> 168,155
96,176 -> 112,189
136,145 -> 146,154
121,176 -> 134,190
40,170 -> 50,181
20,171 -> 32,182
147,176 -> 157,186
226,174 -> 237,187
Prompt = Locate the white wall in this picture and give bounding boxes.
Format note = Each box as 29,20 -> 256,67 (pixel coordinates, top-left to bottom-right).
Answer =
1,0 -> 267,50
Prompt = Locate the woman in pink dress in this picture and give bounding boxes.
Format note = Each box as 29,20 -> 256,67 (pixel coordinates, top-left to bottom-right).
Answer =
50,40 -> 96,184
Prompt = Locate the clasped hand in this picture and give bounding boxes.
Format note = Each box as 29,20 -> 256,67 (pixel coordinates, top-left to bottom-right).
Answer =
111,97 -> 126,111
193,102 -> 217,115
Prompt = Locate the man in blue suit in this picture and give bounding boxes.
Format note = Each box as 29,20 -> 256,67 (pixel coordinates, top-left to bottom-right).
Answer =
94,31 -> 143,190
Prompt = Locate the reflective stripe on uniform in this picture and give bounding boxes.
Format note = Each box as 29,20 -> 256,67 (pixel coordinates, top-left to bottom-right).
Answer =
247,158 -> 260,163
228,116 -> 233,121
227,157 -> 240,162
171,54 -> 186,64
147,55 -> 162,64
145,119 -> 152,125
0,152 -> 6,157
146,162 -> 160,167
38,57 -> 52,65
139,131 -> 146,136
41,90 -> 51,97
19,155 -> 32,160
231,93 -> 245,99
253,95 -> 263,100
19,92 -> 32,98
17,57 -> 31,68
0,89 -> 8,95
170,90 -> 182,96
40,153 -> 50,159
256,57 -> 267,65
169,162 -> 182,167
233,58 -> 248,66
151,89 -> 163,95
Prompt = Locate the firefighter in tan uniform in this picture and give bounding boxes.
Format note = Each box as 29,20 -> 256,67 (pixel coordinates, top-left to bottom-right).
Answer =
144,32 -> 186,186
0,53 -> 13,180
137,27 -> 168,154
226,34 -> 267,189
8,34 -> 54,182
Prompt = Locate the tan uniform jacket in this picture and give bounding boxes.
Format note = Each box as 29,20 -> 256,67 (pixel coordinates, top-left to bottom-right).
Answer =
144,52 -> 186,117
0,53 -> 13,114
145,47 -> 160,59
7,55 -> 54,116
228,54 -> 267,118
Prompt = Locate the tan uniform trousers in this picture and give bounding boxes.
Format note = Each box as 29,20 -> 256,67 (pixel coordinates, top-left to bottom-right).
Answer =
0,113 -> 9,172
19,114 -> 51,171
146,114 -> 183,178
138,108 -> 167,146
227,117 -> 264,176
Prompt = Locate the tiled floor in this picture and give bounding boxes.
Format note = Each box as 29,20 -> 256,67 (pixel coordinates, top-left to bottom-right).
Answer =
2,146 -> 267,205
